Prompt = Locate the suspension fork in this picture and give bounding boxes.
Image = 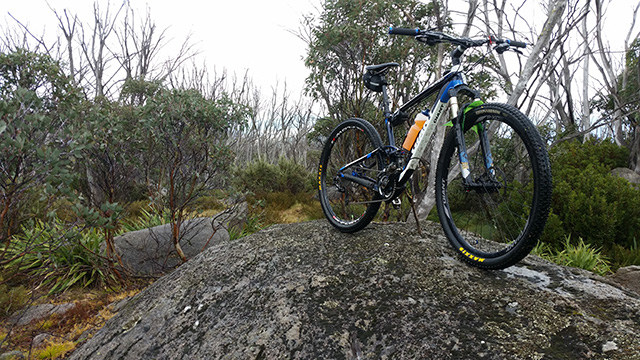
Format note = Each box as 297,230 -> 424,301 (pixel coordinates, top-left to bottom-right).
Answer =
451,96 -> 471,182
477,123 -> 495,177
452,98 -> 495,184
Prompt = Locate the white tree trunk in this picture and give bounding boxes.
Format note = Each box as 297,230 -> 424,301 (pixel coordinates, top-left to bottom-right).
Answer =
409,0 -> 449,223
414,122 -> 446,221
507,0 -> 568,106
581,14 -> 591,141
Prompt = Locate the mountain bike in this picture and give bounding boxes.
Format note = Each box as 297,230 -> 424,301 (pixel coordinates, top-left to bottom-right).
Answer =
317,27 -> 552,270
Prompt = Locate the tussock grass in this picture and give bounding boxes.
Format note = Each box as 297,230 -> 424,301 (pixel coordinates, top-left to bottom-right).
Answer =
532,235 -> 612,275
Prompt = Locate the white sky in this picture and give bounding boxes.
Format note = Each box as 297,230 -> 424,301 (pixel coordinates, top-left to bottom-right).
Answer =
2,0 -> 320,96
1,0 -> 636,101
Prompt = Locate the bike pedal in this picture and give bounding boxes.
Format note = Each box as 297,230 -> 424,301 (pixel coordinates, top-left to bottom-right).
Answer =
391,198 -> 402,209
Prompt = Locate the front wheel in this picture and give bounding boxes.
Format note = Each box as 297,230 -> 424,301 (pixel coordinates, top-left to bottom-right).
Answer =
318,118 -> 384,233
435,103 -> 552,269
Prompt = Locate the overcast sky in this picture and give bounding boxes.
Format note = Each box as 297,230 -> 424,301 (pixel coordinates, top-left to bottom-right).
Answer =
1,0 -> 637,100
2,0 -> 320,96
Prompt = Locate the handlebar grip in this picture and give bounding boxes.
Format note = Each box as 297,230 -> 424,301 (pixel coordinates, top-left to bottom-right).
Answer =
507,39 -> 527,48
389,27 -> 420,36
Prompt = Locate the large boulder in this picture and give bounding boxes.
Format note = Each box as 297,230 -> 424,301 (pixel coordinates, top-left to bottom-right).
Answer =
113,217 -> 229,276
71,221 -> 640,359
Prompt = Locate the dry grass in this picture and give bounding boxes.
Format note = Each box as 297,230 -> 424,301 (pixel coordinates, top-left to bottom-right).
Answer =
0,285 -> 147,359
255,191 -> 323,225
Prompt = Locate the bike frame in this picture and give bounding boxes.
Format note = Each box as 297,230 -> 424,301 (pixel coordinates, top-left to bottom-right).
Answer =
341,63 -> 492,197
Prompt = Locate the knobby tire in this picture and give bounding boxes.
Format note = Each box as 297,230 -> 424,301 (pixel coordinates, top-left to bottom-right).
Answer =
435,103 -> 552,269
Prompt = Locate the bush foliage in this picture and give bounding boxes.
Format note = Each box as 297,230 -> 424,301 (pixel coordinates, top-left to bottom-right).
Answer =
233,158 -> 315,195
543,140 -> 640,254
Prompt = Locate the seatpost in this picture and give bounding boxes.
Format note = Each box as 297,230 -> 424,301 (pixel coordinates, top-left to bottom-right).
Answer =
381,83 -> 396,147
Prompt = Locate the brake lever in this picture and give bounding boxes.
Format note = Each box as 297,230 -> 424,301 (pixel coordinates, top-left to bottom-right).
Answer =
493,43 -> 509,54
416,35 -> 440,46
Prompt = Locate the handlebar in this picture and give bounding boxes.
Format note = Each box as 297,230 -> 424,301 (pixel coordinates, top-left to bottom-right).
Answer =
488,35 -> 527,48
388,27 -> 420,36
389,26 -> 527,66
389,26 -> 527,50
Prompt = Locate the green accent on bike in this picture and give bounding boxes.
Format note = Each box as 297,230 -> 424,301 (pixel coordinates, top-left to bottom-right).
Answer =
464,100 -> 484,114
444,100 -> 484,130
464,100 -> 484,133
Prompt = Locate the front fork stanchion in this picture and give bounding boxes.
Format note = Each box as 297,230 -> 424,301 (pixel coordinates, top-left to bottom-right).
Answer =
477,123 -> 495,177
451,97 -> 496,186
451,96 -> 472,183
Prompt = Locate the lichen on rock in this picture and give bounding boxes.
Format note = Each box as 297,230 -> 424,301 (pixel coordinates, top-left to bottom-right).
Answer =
70,221 -> 640,359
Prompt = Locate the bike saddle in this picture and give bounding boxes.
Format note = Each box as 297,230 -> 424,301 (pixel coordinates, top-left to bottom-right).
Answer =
365,62 -> 399,75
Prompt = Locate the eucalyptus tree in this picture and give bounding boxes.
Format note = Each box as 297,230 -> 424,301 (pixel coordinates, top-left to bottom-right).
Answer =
588,0 -> 640,172
140,87 -> 249,262
0,49 -> 81,249
302,0 -> 445,129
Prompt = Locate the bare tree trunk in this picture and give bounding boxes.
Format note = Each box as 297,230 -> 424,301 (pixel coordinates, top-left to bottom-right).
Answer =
51,8 -> 77,83
482,0 -> 512,94
414,123 -> 446,221
631,126 -> 640,174
590,0 -> 640,151
593,0 -> 626,146
462,0 -> 478,37
410,0 -> 449,222
507,0 -> 568,106
581,14 -> 591,141
79,1 -> 125,98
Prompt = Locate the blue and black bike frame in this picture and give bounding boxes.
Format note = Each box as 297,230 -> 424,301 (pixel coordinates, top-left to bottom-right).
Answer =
340,63 -> 496,197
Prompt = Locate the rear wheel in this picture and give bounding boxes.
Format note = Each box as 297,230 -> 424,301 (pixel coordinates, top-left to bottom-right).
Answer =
318,118 -> 384,233
435,103 -> 552,269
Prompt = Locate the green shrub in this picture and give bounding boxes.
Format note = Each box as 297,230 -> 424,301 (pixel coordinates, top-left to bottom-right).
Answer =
119,208 -> 168,234
0,280 -> 29,316
554,236 -> 612,275
550,138 -> 628,171
34,340 -> 75,359
234,158 -> 314,195
274,158 -> 315,194
228,212 -> 264,240
544,140 -> 640,251
234,159 -> 279,194
610,239 -> 640,270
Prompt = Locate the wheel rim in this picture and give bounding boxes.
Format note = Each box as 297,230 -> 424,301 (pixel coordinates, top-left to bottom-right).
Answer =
322,125 -> 381,226
441,116 -> 537,258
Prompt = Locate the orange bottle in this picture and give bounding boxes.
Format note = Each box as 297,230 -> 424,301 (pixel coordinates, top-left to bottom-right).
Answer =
402,110 -> 430,151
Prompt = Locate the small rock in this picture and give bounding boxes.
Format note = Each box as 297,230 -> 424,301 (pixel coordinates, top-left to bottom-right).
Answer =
611,167 -> 640,186
112,217 -> 230,276
9,303 -> 76,326
506,302 -> 519,315
602,341 -> 618,352
32,333 -> 52,348
609,265 -> 640,294
0,351 -> 25,360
